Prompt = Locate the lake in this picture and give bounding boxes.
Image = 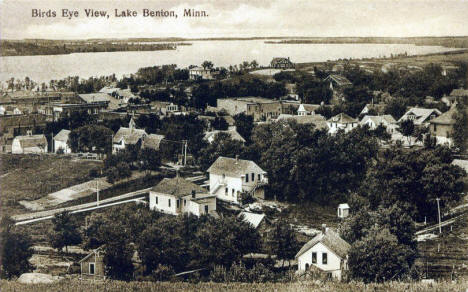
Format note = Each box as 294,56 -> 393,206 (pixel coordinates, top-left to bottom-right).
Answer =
0,40 -> 458,83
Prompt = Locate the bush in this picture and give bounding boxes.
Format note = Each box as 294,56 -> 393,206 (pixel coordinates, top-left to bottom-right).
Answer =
150,264 -> 175,281
210,265 -> 227,282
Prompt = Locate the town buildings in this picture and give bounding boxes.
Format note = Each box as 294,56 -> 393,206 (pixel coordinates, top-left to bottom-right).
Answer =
207,156 -> 268,204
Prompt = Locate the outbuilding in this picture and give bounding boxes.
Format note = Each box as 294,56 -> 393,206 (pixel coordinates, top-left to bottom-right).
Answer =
337,203 -> 350,219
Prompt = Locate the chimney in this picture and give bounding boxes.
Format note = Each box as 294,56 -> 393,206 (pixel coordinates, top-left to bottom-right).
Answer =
321,224 -> 327,235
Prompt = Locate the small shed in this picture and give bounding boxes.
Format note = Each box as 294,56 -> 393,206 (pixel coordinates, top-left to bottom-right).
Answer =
337,203 -> 350,219
78,247 -> 105,280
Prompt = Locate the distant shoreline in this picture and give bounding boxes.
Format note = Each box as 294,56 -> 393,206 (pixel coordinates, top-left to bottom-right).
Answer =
0,42 -> 192,57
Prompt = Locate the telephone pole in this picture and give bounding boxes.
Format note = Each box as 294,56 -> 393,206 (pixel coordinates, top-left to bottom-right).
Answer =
96,179 -> 100,206
184,140 -> 187,166
436,198 -> 442,234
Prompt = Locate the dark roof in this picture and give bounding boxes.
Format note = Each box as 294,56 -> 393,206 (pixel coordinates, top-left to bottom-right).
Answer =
207,156 -> 266,177
324,74 -> 352,87
271,57 -> 293,65
151,176 -> 205,198
295,228 -> 350,259
143,134 -> 165,150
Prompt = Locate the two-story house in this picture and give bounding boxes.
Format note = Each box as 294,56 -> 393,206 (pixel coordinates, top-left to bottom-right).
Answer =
149,175 -> 216,217
398,107 -> 442,127
207,156 -> 268,204
429,106 -> 457,147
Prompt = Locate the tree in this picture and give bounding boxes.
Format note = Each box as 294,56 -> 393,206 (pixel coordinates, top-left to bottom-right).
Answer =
198,132 -> 245,171
50,211 -> 81,253
103,231 -> 135,281
400,119 -> 415,145
270,220 -> 299,267
384,97 -> 408,120
234,113 -> 254,143
348,227 -> 416,283
212,117 -> 229,131
250,60 -> 259,69
138,148 -> 161,173
201,60 -> 214,70
68,125 -> 113,154
1,218 -> 33,278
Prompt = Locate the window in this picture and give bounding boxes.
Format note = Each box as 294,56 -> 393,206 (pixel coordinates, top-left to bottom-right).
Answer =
232,189 -> 235,197
312,252 -> 317,264
258,174 -> 261,181
184,199 -> 186,206
89,263 -> 95,275
251,173 -> 255,181
155,196 -> 158,205
168,199 -> 171,207
245,174 -> 249,183
176,200 -> 180,209
433,124 -> 437,132
322,252 -> 328,264
225,187 -> 228,196
205,205 -> 209,214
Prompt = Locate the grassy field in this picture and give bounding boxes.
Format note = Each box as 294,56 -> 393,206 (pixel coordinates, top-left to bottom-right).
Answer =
1,279 -> 467,292
0,154 -> 102,216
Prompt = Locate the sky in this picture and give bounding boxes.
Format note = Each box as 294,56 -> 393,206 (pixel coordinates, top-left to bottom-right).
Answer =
1,0 -> 468,39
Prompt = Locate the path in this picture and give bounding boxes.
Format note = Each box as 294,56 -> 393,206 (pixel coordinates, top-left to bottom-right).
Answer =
13,188 -> 151,224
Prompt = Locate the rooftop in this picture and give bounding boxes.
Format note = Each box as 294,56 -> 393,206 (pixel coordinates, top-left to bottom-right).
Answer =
53,129 -> 71,142
327,113 -> 358,124
207,156 -> 266,177
295,228 -> 350,259
151,176 -> 206,198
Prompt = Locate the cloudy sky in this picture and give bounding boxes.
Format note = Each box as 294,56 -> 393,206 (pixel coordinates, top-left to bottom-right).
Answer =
1,0 -> 467,39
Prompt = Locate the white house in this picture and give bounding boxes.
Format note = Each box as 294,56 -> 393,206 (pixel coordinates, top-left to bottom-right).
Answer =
297,104 -> 320,116
337,204 -> 350,219
398,107 -> 442,126
296,224 -> 351,280
189,67 -> 214,80
112,117 -> 147,153
327,113 -> 358,134
53,129 -> 71,153
149,175 -> 216,217
360,115 -> 398,134
207,156 -> 268,204
12,132 -> 48,154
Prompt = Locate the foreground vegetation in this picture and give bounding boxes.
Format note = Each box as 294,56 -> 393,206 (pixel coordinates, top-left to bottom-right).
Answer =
1,279 -> 468,292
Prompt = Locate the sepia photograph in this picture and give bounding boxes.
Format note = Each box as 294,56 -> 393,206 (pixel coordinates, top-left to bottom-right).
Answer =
0,0 -> 468,291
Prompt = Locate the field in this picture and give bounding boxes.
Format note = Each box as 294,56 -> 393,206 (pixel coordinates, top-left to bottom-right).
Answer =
1,279 -> 467,292
0,154 -> 102,216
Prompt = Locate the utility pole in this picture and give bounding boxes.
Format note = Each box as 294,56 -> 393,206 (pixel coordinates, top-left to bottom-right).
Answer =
96,178 -> 100,206
184,140 -> 187,166
436,198 -> 442,234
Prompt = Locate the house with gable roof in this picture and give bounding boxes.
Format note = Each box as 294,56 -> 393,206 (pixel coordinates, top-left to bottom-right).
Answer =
207,156 -> 268,204
204,127 -> 246,144
53,129 -> 71,153
297,104 -> 320,116
296,224 -> 351,280
398,107 -> 442,126
270,57 -> 294,69
326,113 -> 358,134
112,117 -> 147,153
360,115 -> 398,134
429,106 -> 457,147
149,174 -> 216,216
11,131 -> 48,154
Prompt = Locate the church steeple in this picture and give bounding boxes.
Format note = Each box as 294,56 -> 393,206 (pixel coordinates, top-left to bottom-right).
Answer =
129,116 -> 136,132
